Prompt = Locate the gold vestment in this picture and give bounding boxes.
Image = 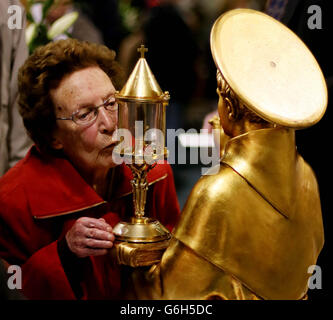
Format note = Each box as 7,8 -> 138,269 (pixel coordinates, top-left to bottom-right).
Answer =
129,127 -> 324,300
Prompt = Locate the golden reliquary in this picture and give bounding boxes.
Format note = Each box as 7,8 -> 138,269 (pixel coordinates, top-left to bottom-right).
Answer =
112,45 -> 171,267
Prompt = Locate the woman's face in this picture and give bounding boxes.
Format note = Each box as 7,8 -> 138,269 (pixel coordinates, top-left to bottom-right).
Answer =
51,66 -> 118,179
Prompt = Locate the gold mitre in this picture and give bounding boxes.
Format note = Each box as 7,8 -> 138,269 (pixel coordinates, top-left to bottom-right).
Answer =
116,45 -> 170,103
210,9 -> 327,128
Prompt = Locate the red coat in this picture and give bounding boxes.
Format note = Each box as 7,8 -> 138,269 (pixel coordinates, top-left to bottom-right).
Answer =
0,147 -> 180,299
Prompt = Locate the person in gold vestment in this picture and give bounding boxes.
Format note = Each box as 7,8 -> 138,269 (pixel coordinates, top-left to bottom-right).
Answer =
125,9 -> 327,300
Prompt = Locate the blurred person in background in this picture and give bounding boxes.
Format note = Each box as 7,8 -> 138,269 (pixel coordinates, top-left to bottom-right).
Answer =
73,0 -> 126,52
0,0 -> 32,176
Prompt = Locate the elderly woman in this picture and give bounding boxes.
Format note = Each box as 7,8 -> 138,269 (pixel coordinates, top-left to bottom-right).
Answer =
0,39 -> 180,300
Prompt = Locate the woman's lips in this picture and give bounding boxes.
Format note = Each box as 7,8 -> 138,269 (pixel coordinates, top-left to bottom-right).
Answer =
103,141 -> 118,150
102,141 -> 119,154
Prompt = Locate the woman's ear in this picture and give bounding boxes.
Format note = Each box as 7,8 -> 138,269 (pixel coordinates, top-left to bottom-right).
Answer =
51,130 -> 63,150
52,138 -> 63,150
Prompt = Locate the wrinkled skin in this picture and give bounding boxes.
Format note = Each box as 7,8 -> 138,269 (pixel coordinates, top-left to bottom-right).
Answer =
51,66 -> 119,257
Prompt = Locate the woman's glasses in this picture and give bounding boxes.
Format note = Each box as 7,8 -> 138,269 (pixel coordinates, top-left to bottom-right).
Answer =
56,97 -> 118,126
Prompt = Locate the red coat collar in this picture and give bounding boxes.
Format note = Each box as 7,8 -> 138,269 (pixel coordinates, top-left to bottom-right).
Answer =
17,147 -> 168,219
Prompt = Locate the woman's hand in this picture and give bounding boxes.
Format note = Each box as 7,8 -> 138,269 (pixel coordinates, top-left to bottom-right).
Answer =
65,217 -> 115,258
